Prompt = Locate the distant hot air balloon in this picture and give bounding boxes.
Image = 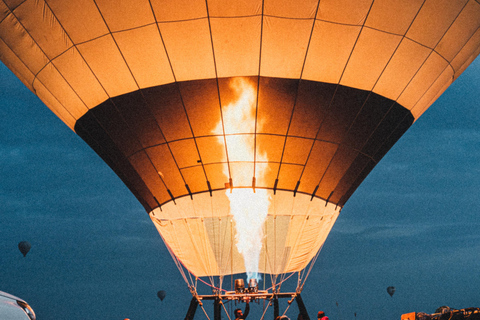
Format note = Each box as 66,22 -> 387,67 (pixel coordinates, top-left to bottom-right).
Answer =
387,286 -> 396,297
157,290 -> 166,301
1,1 -> 479,319
18,241 -> 31,257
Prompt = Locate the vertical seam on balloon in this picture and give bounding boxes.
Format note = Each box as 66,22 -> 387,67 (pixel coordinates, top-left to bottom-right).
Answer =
4,0 -> 27,11
326,0 -> 428,206
222,200 -> 235,281
210,194 -> 218,285
419,36 -> 480,112
262,206 -> 268,279
184,196 -> 213,285
330,18 -> 428,204
359,3 -> 474,190
40,0 -> 129,175
41,1 -> 97,114
253,0 -> 265,180
300,0 -> 376,203
147,0 -> 212,195
38,0 -> 134,193
173,219 -> 198,288
348,2 -> 426,126
8,1 -> 79,122
409,27 -> 480,116
262,197 -> 276,279
0,30 -> 36,90
298,198 -> 316,283
286,198 -> 311,277
277,193 -> 296,279
202,197 -> 215,285
395,1 -> 470,110
203,0 -> 225,286
230,214 -> 234,291
204,0 -> 233,184
183,216 -> 212,282
273,195 -> 277,279
25,1 -> 162,210
277,0 -> 322,185
88,0 -> 177,204
0,9 -> 11,24
335,0 -> 474,205
217,199 -> 224,280
301,207 -> 339,289
221,208 -> 233,275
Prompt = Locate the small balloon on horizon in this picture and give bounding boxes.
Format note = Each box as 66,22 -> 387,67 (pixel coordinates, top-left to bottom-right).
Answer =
18,241 -> 31,257
157,290 -> 166,301
387,286 -> 395,297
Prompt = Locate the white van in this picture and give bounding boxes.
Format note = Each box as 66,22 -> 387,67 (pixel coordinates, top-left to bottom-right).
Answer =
0,291 -> 36,320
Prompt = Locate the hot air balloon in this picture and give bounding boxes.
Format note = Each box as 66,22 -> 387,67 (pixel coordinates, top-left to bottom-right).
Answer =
387,286 -> 396,297
157,290 -> 166,301
1,0 -> 479,319
18,241 -> 31,257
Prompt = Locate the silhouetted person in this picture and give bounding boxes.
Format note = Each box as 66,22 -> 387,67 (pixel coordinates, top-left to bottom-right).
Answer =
234,301 -> 250,320
317,311 -> 329,320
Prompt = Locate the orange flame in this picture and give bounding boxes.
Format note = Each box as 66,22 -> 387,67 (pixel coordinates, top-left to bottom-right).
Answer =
214,78 -> 270,281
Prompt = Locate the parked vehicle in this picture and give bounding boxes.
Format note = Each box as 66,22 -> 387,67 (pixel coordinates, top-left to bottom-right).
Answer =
0,291 -> 36,320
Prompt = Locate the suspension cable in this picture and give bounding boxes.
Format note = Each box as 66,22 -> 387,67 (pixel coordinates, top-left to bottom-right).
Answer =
221,302 -> 232,320
199,303 -> 212,320
259,299 -> 272,320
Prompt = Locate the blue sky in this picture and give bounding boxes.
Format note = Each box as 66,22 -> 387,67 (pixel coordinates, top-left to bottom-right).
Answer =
1,56 -> 479,320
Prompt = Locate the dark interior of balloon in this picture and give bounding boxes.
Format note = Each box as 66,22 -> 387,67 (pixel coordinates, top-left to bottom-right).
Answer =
75,76 -> 413,212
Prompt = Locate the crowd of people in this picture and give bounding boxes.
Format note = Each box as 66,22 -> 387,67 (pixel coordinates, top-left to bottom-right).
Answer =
233,301 -> 330,320
274,311 -> 329,320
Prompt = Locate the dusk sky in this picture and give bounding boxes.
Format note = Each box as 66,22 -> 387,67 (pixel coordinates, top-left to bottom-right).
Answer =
1,54 -> 479,320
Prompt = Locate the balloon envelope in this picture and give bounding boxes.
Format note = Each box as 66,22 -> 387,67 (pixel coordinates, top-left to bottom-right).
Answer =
18,241 -> 31,257
1,0 -> 480,285
157,290 -> 166,301
387,286 -> 395,297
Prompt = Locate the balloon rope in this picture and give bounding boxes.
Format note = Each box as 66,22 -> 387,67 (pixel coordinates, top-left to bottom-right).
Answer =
167,241 -> 192,288
168,220 -> 197,287
259,299 -> 272,320
221,302 -> 232,320
197,277 -> 227,292
180,216 -> 213,286
264,272 -> 295,292
154,218 -> 192,288
293,200 -> 317,291
199,303 -> 212,320
282,300 -> 293,317
190,197 -> 215,287
300,243 -> 324,291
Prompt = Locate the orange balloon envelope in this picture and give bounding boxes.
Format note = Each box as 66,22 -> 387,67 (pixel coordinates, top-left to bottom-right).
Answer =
1,0 -> 479,292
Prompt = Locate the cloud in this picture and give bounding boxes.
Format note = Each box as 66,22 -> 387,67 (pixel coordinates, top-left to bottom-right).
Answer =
333,220 -> 427,239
